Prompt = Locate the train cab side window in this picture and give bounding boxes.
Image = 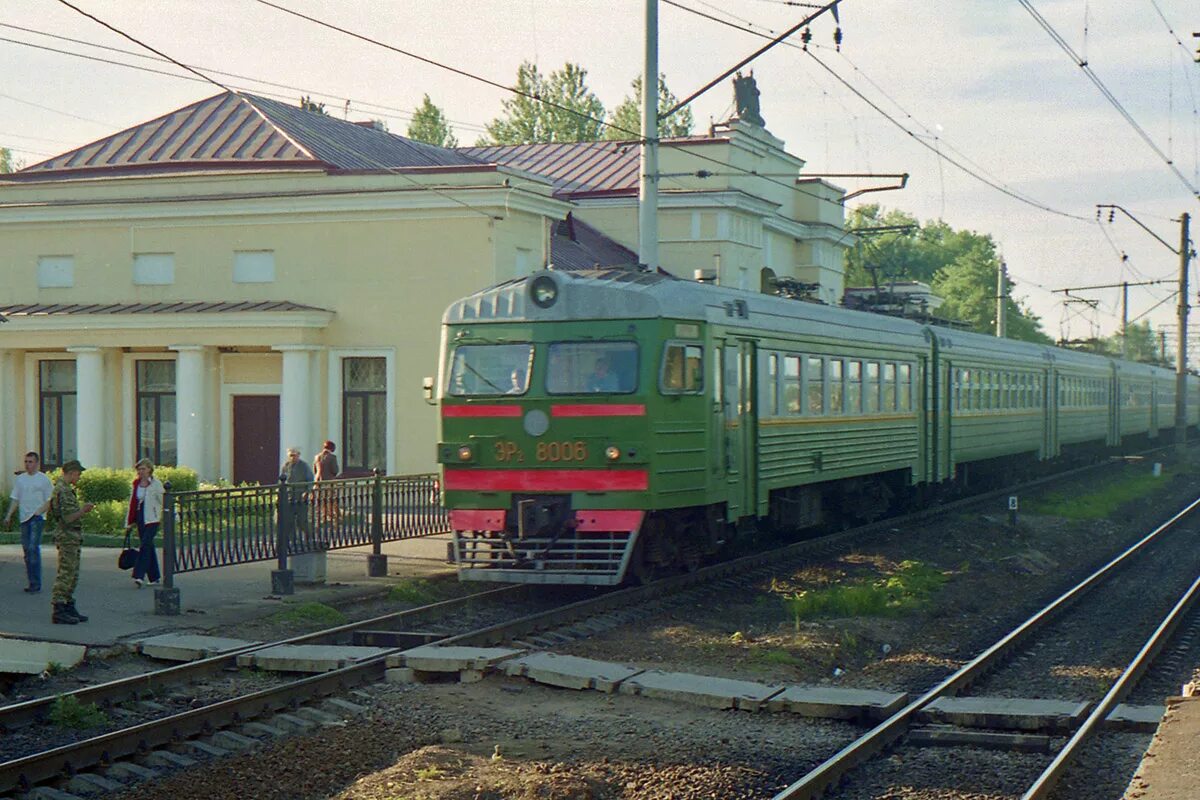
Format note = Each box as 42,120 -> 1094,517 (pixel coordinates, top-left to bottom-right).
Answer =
829,359 -> 844,415
882,363 -> 897,411
846,360 -> 863,415
807,357 -> 825,415
898,363 -> 911,411
661,342 -> 704,395
784,355 -> 801,414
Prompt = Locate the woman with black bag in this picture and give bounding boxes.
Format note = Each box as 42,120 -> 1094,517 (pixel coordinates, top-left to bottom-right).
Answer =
125,458 -> 165,588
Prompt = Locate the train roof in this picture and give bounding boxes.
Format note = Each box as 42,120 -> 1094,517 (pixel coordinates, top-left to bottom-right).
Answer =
443,268 -> 931,349
442,269 -> 1184,380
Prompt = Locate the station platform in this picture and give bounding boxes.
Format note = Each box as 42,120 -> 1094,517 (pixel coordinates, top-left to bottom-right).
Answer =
0,533 -> 455,649
1123,692 -> 1200,800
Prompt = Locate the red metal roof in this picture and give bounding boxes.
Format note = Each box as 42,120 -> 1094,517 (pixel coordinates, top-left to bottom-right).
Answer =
14,92 -> 481,179
0,300 -> 330,315
464,136 -> 727,198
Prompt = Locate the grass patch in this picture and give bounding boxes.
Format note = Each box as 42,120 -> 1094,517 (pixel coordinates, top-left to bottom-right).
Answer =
415,766 -> 445,781
48,695 -> 108,729
269,602 -> 346,626
388,579 -> 437,605
781,560 -> 946,627
754,648 -> 801,666
1033,466 -> 1176,520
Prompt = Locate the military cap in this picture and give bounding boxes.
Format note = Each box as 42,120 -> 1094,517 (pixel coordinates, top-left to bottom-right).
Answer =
60,459 -> 86,473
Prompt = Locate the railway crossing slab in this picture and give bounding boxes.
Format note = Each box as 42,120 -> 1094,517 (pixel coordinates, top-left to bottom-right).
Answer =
391,645 -> 523,673
764,686 -> 909,720
618,669 -> 784,710
135,633 -> 259,661
1104,703 -> 1165,732
502,651 -> 645,692
919,696 -> 1090,732
235,644 -> 391,672
0,638 -> 86,675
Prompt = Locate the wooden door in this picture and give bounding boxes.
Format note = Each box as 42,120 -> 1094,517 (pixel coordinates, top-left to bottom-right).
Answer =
233,395 -> 280,485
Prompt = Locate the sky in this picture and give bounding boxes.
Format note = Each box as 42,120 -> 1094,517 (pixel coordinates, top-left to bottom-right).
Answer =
2,0 -> 1199,350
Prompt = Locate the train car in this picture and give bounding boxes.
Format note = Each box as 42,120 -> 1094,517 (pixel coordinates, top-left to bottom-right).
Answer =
438,269 -> 1196,585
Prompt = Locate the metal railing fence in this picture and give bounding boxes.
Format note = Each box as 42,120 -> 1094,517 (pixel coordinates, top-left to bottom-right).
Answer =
160,471 -> 447,589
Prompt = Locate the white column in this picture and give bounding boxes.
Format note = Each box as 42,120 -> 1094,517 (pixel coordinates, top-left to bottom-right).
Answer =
170,345 -> 207,474
274,345 -> 318,463
68,346 -> 104,468
0,350 -> 11,475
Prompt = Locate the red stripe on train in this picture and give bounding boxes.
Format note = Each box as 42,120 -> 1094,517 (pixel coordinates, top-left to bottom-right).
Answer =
442,405 -> 522,418
449,509 -> 644,532
551,404 -> 646,417
449,509 -> 506,530
443,469 -> 649,492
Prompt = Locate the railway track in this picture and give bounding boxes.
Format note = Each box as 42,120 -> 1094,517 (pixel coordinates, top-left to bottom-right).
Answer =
772,492 -> 1200,800
0,450 -> 1184,798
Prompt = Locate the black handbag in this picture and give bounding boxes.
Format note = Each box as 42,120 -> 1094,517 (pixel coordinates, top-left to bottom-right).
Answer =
118,529 -> 138,571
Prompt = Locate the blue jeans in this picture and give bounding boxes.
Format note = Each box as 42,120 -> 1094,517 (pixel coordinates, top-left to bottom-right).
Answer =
134,521 -> 161,583
20,515 -> 44,590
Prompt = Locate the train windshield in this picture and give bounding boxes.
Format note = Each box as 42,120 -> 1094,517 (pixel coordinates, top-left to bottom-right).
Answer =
448,344 -> 533,396
546,341 -> 639,394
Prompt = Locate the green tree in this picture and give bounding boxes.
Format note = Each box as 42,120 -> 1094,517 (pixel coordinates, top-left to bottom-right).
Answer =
846,204 -> 1051,344
0,147 -> 21,173
299,95 -> 329,115
604,73 -> 695,140
406,94 -> 458,148
1101,321 -> 1164,363
481,61 -> 605,145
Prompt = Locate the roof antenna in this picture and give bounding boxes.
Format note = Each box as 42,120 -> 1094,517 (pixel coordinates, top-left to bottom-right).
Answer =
343,99 -> 350,120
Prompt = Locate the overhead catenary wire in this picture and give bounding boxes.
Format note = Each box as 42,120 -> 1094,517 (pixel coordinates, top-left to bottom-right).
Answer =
1017,0 -> 1200,201
0,22 -> 490,134
48,0 -> 502,222
664,0 -> 1093,222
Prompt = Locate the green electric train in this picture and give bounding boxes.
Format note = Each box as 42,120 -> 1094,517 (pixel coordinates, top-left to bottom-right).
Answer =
436,269 -> 1198,585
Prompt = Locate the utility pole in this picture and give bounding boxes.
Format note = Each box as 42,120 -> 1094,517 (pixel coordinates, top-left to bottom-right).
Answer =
1175,212 -> 1190,453
637,0 -> 659,272
996,261 -> 1007,338
1161,330 -> 1168,363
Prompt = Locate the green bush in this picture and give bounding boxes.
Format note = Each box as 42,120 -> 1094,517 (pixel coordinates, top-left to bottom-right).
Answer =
76,468 -> 136,503
156,466 -> 199,493
84,500 -> 129,536
48,695 -> 108,729
0,496 -> 10,531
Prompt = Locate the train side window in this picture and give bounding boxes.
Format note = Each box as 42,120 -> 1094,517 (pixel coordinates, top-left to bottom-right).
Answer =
807,357 -> 825,415
882,363 -> 897,411
898,363 -> 911,411
846,360 -> 863,415
766,354 -> 779,415
660,342 -> 703,395
713,347 -> 723,406
991,371 -> 1000,410
829,359 -> 844,415
865,362 -> 880,414
784,355 -> 801,414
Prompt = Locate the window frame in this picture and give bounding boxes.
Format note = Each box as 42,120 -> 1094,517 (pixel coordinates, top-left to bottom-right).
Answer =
38,360 -> 77,470
342,356 -> 389,474
659,341 -> 705,396
135,359 -> 177,466
545,340 -> 640,396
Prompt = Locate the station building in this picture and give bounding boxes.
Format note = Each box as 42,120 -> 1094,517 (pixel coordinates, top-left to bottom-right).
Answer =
0,85 -> 851,487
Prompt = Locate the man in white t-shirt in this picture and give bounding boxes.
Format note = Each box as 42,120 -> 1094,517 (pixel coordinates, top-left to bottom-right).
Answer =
5,451 -> 54,593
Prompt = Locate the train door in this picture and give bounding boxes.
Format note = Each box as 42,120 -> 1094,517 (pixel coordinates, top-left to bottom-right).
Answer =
1044,369 -> 1058,457
720,339 -> 758,521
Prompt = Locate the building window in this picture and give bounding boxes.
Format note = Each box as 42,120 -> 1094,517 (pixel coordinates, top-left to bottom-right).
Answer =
133,253 -> 175,285
233,250 -> 276,283
37,256 -> 74,288
39,361 -> 77,469
342,357 -> 387,473
136,361 -> 177,466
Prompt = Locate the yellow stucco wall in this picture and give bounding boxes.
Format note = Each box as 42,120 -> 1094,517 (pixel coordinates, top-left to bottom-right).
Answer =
0,169 -> 565,482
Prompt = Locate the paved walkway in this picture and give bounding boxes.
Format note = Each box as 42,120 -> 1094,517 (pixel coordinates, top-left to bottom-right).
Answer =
0,534 -> 456,648
1125,694 -> 1200,800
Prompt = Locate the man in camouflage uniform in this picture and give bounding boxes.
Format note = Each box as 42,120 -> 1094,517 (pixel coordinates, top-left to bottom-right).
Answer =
49,460 -> 94,625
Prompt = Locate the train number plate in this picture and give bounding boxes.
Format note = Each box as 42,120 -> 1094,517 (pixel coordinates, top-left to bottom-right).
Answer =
494,440 -> 526,463
494,440 -> 589,463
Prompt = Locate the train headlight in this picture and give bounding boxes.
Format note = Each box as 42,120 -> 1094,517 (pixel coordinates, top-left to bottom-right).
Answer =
605,446 -> 621,462
529,275 -> 559,308
457,445 -> 474,462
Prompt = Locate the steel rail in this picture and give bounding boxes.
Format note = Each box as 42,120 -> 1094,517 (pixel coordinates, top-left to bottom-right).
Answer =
772,492 -> 1200,800
1023,570 -> 1200,799
0,585 -> 523,732
0,448 -> 1181,794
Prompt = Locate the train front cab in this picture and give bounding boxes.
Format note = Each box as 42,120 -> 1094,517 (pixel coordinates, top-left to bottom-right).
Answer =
438,317 -> 710,585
